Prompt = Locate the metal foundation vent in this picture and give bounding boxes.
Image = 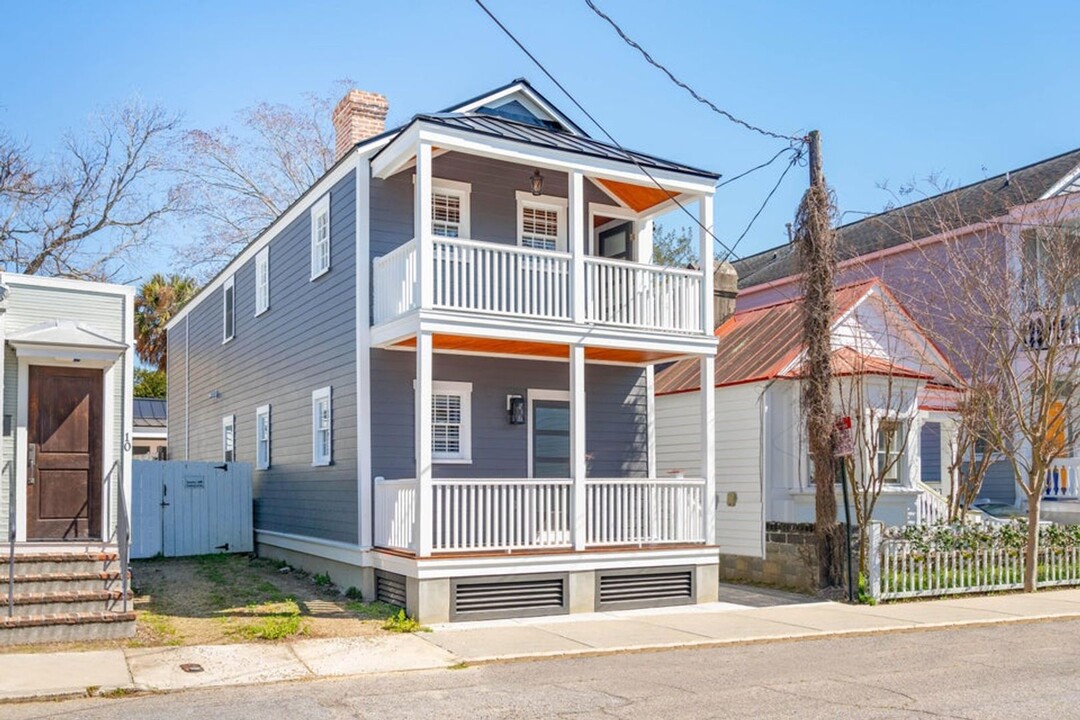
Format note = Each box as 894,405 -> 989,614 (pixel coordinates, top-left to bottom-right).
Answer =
375,571 -> 408,608
451,574 -> 568,621
597,567 -> 694,610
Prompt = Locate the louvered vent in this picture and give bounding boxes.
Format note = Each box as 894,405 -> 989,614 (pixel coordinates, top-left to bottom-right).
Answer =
375,571 -> 408,608
452,574 -> 567,621
597,568 -> 694,610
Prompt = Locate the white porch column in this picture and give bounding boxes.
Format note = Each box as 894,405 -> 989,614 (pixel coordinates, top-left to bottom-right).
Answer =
415,142 -> 433,310
636,218 -> 654,265
699,195 -> 715,333
415,330 -> 433,557
700,354 -> 716,543
571,343 -> 587,551
569,171 -> 585,324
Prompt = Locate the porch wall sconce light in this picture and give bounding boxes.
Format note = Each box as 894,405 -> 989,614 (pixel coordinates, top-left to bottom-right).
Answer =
529,168 -> 544,196
208,390 -> 222,400
507,394 -> 525,425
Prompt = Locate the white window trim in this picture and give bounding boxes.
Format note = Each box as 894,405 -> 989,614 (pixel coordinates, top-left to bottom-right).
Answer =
431,178 -> 472,239
310,194 -> 331,280
255,247 -> 270,316
255,404 -> 271,470
432,380 -> 472,464
312,386 -> 332,466
516,191 -> 568,252
222,274 -> 235,344
222,414 -> 236,462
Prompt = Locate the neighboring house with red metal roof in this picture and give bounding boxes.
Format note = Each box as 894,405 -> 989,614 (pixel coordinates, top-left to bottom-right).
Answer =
655,280 -> 962,558
732,149 -> 1080,509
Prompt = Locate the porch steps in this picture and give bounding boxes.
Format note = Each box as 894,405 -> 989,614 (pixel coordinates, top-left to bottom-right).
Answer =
1,552 -> 135,645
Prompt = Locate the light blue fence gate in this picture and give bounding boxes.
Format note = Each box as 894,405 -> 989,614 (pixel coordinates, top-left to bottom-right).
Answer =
131,461 -> 253,559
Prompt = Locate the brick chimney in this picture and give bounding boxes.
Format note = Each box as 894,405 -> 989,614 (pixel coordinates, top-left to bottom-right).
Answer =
332,89 -> 389,161
713,260 -> 739,329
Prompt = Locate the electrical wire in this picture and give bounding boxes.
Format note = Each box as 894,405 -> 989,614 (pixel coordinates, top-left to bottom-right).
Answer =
723,150 -> 802,261
584,0 -> 804,145
717,146 -> 800,189
472,0 -> 739,258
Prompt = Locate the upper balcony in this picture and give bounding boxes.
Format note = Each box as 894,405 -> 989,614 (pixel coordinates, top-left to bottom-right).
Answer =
367,113 -> 720,361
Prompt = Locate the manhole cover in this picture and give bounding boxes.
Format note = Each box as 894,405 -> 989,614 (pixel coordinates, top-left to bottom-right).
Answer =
180,663 -> 204,673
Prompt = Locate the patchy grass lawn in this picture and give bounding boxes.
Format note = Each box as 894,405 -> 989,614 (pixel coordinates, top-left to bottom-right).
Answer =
0,553 -> 401,654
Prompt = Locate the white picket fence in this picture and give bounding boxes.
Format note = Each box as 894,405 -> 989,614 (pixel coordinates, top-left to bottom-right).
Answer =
868,524 -> 1080,601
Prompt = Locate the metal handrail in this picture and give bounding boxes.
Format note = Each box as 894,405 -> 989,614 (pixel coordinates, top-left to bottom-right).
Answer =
116,463 -> 130,613
7,461 -> 13,618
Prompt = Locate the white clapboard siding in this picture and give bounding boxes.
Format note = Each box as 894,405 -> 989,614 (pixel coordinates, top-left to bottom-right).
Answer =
131,461 -> 253,558
655,382 -> 765,558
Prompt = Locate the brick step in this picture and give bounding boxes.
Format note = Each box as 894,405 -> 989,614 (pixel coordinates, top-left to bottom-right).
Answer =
0,610 -> 136,646
6,553 -> 120,576
9,571 -> 124,595
4,589 -> 130,616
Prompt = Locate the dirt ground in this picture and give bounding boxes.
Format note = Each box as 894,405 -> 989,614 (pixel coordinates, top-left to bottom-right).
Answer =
1,553 -> 398,654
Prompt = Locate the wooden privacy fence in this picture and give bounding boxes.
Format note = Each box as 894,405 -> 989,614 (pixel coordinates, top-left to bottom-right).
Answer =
867,523 -> 1080,601
131,461 -> 253,559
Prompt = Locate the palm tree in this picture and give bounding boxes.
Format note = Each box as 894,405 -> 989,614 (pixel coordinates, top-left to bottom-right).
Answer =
135,273 -> 198,371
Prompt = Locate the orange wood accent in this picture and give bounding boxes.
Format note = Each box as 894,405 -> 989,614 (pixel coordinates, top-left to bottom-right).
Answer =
392,333 -> 682,364
597,178 -> 677,213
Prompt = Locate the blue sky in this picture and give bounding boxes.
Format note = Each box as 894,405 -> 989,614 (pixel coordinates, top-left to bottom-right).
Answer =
3,0 -> 1077,279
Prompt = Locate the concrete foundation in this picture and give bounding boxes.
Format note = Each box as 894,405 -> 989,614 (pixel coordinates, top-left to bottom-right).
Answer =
255,542 -> 373,599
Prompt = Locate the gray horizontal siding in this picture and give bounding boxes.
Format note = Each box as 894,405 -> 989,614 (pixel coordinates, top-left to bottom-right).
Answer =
169,171 -> 359,544
371,350 -> 647,480
978,460 -> 1017,505
370,151 -> 611,261
166,319 -> 187,460
920,422 -> 941,483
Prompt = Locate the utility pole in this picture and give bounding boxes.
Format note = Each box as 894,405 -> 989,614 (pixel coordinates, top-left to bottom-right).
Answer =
797,129 -> 841,591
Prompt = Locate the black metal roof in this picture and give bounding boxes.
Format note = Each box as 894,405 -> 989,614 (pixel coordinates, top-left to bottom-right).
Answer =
734,147 -> 1080,289
404,113 -> 720,181
134,398 -> 167,428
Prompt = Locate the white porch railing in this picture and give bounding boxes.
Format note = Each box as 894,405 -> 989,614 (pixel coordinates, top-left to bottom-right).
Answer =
372,236 -> 706,333
584,257 -> 703,333
433,238 -> 571,321
373,239 -> 418,324
373,478 -> 419,552
911,481 -> 951,525
432,478 -> 573,553
1024,307 -> 1080,349
585,478 -> 707,546
1046,457 -> 1080,499
372,477 -> 708,554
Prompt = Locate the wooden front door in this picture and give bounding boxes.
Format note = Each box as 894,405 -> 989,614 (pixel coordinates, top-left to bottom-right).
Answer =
26,365 -> 103,540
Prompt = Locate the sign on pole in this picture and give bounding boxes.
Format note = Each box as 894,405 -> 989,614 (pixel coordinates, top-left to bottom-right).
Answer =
833,416 -> 853,458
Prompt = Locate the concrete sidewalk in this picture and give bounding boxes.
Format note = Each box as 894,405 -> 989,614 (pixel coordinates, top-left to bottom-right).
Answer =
5,587 -> 1080,702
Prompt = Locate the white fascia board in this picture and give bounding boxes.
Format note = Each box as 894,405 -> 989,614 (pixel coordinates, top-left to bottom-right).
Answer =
0,272 -> 135,298
373,123 -> 716,195
411,546 -> 719,579
1040,163 -> 1080,199
167,144 -> 386,330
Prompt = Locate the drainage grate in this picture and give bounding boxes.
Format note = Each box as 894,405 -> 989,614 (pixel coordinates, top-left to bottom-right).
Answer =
375,570 -> 408,608
596,567 -> 694,610
451,574 -> 568,621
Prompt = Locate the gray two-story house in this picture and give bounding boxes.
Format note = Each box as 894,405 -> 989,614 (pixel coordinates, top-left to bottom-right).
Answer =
167,79 -> 722,623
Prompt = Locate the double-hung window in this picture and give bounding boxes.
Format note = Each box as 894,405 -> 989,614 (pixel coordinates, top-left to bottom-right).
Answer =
222,415 -> 236,463
431,380 -> 472,463
312,387 -> 332,466
516,192 -> 566,251
877,420 -> 903,483
255,405 -> 271,470
430,179 -> 471,238
311,194 -> 331,279
222,274 -> 235,343
255,247 -> 270,316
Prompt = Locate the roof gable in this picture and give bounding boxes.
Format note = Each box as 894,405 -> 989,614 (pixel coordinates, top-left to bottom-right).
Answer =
443,79 -> 588,137
655,280 -> 957,395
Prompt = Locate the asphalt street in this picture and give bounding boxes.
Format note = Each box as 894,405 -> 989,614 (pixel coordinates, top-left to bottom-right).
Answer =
7,619 -> 1080,719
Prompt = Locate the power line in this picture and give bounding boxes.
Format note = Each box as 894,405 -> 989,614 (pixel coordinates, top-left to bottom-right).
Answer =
717,146 -> 800,189
584,0 -> 804,145
472,0 -> 739,258
722,150 -> 803,261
